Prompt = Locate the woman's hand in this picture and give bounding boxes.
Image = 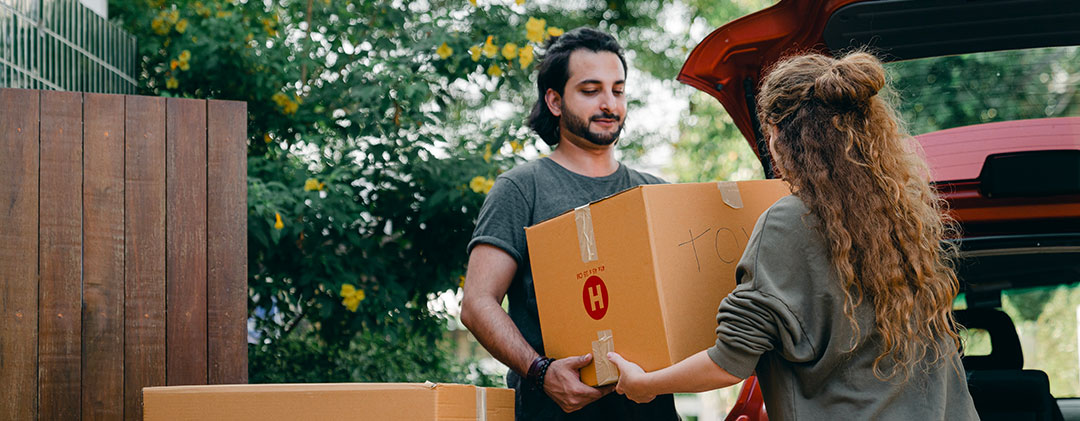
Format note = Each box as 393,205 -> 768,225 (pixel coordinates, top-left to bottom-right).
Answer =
606,352 -> 656,404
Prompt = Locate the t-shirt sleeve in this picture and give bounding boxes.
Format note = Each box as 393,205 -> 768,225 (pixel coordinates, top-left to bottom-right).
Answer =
467,176 -> 531,264
706,197 -> 817,379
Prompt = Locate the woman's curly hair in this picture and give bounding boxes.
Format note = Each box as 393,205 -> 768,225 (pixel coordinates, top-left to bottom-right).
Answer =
757,51 -> 961,381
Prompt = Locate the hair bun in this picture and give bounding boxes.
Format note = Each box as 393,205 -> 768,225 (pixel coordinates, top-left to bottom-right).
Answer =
812,52 -> 886,108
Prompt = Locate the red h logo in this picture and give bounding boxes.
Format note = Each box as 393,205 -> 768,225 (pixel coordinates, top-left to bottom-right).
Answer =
582,275 -> 609,320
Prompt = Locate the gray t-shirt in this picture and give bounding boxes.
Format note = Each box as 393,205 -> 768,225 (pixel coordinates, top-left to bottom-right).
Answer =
468,157 -> 676,420
708,195 -> 979,420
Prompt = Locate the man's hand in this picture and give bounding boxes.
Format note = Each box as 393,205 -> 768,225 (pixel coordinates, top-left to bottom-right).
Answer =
543,353 -> 616,413
607,352 -> 656,404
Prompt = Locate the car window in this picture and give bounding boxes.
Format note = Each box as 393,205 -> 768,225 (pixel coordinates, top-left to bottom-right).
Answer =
955,283 -> 1080,398
885,46 -> 1080,136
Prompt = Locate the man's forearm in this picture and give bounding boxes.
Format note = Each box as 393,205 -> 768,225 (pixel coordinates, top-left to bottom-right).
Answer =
462,298 -> 539,376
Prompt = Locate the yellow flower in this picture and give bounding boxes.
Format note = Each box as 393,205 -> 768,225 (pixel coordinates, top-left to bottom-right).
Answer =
482,35 -> 497,58
216,10 -> 231,18
179,61 -> 190,71
343,296 -> 361,312
167,9 -> 180,24
510,140 -> 523,153
515,0 -> 524,5
525,17 -> 546,43
469,45 -> 481,62
501,42 -> 518,60
304,178 -> 322,191
519,44 -> 534,68
272,92 -> 289,106
340,283 -> 366,312
264,133 -> 272,143
179,50 -> 191,62
282,101 -> 298,115
274,212 -> 284,230
436,42 -> 453,60
175,19 -> 188,34
547,27 -> 564,37
151,17 -> 169,35
483,178 -> 495,194
468,0 -> 476,6
486,64 -> 502,78
483,143 -> 493,162
170,59 -> 179,70
165,77 -> 178,89
459,275 -> 466,288
262,18 -> 277,37
469,176 -> 487,193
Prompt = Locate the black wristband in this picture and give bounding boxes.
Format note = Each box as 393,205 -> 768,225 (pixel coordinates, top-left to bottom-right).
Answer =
535,357 -> 554,389
526,356 -> 545,381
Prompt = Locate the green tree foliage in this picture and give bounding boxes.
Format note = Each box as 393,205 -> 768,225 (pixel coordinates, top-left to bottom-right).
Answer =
110,0 -> 690,385
669,0 -> 774,182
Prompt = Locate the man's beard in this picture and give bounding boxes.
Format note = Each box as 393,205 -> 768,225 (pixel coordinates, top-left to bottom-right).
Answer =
562,108 -> 625,146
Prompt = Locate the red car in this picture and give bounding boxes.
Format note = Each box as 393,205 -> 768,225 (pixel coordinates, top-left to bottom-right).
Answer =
679,0 -> 1080,419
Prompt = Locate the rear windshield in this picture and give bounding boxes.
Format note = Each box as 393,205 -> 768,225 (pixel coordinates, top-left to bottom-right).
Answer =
886,46 -> 1080,136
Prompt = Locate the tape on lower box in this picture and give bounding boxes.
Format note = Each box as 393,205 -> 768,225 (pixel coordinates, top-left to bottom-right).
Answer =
717,181 -> 743,209
574,205 -> 598,263
591,330 -> 618,386
476,386 -> 486,421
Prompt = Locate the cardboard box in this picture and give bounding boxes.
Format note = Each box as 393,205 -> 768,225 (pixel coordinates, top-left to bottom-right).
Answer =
526,180 -> 790,386
143,382 -> 515,420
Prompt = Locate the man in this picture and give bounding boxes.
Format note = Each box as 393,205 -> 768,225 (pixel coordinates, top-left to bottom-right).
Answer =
460,27 -> 678,420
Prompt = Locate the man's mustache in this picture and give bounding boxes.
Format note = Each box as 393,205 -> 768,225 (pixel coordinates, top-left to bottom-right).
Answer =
590,112 -> 621,122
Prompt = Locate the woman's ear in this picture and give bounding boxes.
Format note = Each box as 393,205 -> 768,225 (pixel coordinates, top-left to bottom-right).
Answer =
545,88 -> 562,117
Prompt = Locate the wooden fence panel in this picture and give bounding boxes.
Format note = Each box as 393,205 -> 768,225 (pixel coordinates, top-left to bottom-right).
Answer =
165,97 -> 209,386
82,93 -> 126,421
124,95 -> 168,421
206,100 -> 249,385
0,88 -> 40,421
38,90 -> 84,421
0,88 -> 247,420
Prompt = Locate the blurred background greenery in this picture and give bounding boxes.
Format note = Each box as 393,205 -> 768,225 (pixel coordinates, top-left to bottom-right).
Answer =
107,0 -> 781,389
106,0 -> 1080,416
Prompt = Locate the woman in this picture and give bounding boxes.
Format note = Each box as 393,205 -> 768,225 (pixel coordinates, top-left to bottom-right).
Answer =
607,51 -> 978,419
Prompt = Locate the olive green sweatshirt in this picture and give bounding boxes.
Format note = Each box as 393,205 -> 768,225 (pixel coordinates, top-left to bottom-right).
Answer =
707,195 -> 978,420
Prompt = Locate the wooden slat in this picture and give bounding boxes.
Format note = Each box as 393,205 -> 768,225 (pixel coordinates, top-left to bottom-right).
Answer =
166,97 -> 208,386
0,88 -> 41,420
82,93 -> 126,421
206,100 -> 248,385
124,95 -> 167,421
39,90 -> 83,421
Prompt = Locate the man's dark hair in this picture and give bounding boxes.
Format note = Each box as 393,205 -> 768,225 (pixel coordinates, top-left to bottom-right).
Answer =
527,27 -> 628,146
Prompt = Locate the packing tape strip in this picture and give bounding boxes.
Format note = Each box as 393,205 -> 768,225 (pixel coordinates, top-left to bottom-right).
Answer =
717,181 -> 743,209
591,330 -> 618,386
574,205 -> 599,263
476,386 -> 486,421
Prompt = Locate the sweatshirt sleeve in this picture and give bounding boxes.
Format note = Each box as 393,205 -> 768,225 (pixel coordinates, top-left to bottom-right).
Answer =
706,196 -> 819,379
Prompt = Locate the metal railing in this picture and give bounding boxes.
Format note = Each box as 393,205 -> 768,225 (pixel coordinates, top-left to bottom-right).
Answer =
0,0 -> 136,93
